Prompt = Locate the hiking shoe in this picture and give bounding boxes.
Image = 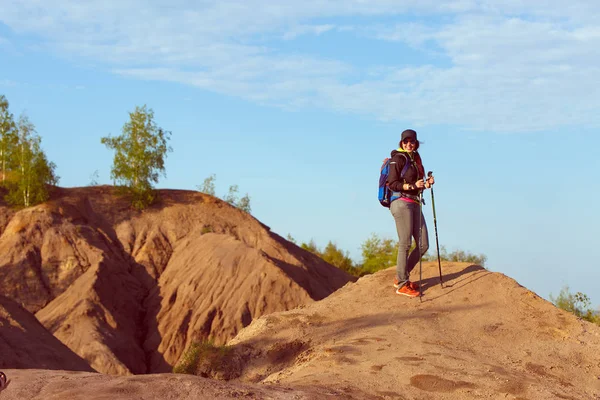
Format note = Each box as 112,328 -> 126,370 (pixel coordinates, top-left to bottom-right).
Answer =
396,284 -> 419,297
394,278 -> 420,291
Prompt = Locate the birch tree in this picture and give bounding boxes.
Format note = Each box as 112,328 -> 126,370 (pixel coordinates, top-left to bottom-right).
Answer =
101,105 -> 172,210
0,95 -> 17,184
197,174 -> 216,196
5,114 -> 58,206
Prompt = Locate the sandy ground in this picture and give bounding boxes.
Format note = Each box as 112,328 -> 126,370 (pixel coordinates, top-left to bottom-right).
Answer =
229,262 -> 600,399
2,262 -> 600,399
0,369 -> 354,399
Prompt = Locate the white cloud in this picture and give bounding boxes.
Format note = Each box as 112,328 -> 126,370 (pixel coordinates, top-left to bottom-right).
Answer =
1,0 -> 599,132
282,24 -> 336,40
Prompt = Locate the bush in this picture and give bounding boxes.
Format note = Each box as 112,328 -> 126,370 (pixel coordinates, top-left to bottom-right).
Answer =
550,286 -> 599,325
197,175 -> 252,214
423,245 -> 487,267
173,340 -> 241,380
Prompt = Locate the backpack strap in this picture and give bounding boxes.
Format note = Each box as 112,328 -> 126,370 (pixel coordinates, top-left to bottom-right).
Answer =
399,153 -> 411,179
390,153 -> 425,204
388,153 -> 410,203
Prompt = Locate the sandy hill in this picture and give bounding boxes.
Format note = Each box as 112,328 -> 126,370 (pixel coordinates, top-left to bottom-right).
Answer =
2,262 -> 599,399
0,186 -> 354,375
226,262 -> 600,399
0,295 -> 93,372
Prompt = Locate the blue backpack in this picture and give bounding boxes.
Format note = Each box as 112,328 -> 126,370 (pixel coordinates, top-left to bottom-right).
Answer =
378,153 -> 410,208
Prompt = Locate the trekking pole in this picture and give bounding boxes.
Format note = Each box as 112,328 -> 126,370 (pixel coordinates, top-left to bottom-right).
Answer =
418,190 -> 423,300
427,171 -> 443,287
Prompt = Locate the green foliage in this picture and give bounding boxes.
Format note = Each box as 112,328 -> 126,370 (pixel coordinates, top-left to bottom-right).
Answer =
0,97 -> 59,206
423,245 -> 487,267
0,95 -> 18,184
198,174 -> 216,196
300,239 -> 359,276
101,105 -> 172,210
236,193 -> 251,213
223,184 -> 239,204
173,341 -> 206,374
223,184 -> 252,213
4,113 -> 58,207
550,286 -> 599,325
173,340 -> 235,378
300,239 -> 319,254
321,241 -> 356,275
360,233 -> 398,274
286,234 -> 297,244
197,174 -> 252,214
295,233 -> 487,278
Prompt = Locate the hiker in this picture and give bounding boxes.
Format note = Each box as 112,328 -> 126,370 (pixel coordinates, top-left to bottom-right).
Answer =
387,129 -> 435,297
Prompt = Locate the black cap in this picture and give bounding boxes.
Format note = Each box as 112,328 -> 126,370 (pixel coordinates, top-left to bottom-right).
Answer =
401,129 -> 417,142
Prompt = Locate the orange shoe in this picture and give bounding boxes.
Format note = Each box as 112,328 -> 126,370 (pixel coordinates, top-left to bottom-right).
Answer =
394,278 -> 420,291
396,284 -> 419,297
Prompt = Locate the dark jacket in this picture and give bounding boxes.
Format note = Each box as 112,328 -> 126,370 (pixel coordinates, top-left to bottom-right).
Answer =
387,149 -> 424,197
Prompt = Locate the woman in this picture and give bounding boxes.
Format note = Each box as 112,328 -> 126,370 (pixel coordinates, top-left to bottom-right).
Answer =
387,129 -> 435,297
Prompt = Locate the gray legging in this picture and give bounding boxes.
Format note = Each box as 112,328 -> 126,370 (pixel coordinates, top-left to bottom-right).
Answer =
390,199 -> 429,288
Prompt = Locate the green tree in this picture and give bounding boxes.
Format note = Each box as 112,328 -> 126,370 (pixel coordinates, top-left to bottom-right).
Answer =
5,114 -> 58,206
550,286 -> 599,325
197,175 -> 252,213
236,193 -> 251,213
0,95 -> 17,184
360,233 -> 398,274
101,105 -> 172,210
300,239 -> 360,276
197,174 -> 216,196
223,184 -> 239,205
321,241 -> 356,275
301,239 -> 319,254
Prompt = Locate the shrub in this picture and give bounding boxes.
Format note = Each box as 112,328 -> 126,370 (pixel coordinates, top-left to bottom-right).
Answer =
423,245 -> 487,267
550,286 -> 599,325
173,340 -> 241,380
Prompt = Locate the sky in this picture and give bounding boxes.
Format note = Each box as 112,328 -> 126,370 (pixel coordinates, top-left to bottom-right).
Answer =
1,0 -> 599,308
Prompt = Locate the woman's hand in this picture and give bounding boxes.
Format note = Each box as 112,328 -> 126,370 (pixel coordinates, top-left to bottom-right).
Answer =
415,179 -> 426,189
426,175 -> 435,188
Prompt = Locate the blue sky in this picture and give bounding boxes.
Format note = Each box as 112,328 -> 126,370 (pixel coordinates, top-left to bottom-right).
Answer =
1,1 -> 599,308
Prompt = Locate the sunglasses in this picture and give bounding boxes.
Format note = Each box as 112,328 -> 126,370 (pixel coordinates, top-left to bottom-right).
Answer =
402,138 -> 416,144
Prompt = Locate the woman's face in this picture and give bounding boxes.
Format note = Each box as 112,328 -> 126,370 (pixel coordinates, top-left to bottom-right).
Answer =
402,138 -> 416,152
